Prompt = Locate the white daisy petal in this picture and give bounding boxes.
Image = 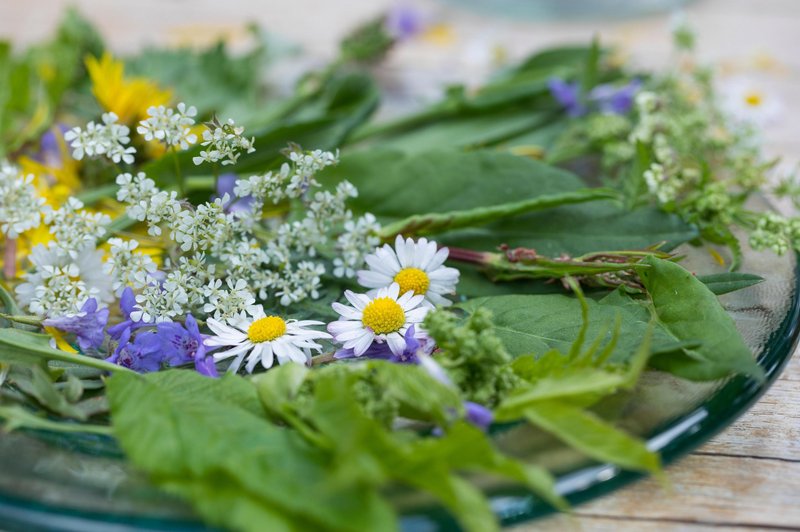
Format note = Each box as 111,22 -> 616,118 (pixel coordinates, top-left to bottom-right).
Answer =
352,330 -> 375,356
332,302 -> 362,320
386,332 -> 406,355
213,342 -> 254,361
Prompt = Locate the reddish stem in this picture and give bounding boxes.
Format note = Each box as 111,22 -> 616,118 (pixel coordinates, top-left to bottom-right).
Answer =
3,238 -> 16,280
445,246 -> 490,266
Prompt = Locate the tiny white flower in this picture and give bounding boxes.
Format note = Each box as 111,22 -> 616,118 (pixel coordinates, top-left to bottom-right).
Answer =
204,306 -> 330,373
0,168 -> 45,238
63,113 -> 137,164
328,282 -> 429,357
137,102 -> 197,150
357,235 -> 460,307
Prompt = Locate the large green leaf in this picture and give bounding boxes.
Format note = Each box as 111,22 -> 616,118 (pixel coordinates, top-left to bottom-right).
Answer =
440,200 -> 698,256
324,148 -> 585,221
365,111 -> 555,152
457,294 -> 685,363
639,257 -> 764,382
107,370 -> 397,532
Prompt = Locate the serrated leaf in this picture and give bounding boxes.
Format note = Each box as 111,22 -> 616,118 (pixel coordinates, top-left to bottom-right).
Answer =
107,370 -> 397,532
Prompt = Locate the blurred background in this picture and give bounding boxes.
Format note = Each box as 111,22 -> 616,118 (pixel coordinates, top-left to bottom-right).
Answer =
0,0 -> 797,169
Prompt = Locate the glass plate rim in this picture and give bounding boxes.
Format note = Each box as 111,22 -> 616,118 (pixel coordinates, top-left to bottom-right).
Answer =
0,256 -> 798,531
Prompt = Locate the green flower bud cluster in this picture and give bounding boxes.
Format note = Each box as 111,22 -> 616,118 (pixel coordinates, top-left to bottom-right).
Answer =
424,308 -> 518,407
749,212 -> 800,256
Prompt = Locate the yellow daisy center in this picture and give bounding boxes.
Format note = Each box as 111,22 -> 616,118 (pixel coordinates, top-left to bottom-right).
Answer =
361,297 -> 406,335
393,267 -> 430,296
247,316 -> 286,343
743,91 -> 763,107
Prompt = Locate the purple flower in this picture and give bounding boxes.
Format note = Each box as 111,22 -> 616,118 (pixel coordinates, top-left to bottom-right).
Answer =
37,125 -> 70,166
42,298 -> 109,351
215,173 -> 253,214
155,315 -> 218,378
589,79 -> 642,115
107,287 -> 146,340
106,327 -> 163,373
464,401 -> 494,431
386,3 -> 424,40
418,352 -> 494,432
334,325 -> 432,363
548,78 -> 586,117
549,77 -> 641,117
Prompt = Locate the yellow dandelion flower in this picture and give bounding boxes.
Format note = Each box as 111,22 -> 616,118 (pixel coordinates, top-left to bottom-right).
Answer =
85,52 -> 172,124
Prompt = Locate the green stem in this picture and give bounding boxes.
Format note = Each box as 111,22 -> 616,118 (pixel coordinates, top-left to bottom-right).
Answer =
0,313 -> 43,326
0,406 -> 113,436
379,188 -> 620,239
171,146 -> 184,198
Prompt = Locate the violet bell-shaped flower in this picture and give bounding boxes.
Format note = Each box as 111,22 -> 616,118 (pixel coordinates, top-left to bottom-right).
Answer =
42,297 -> 109,351
549,77 -> 641,117
155,314 -> 218,377
106,327 -> 163,373
107,287 -> 146,340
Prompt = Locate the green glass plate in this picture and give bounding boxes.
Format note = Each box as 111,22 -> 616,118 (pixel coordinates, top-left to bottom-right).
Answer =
0,219 -> 797,531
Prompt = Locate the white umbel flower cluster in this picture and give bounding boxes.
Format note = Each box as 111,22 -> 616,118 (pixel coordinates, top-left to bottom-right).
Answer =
0,162 -> 45,238
333,213 -> 382,278
44,197 -> 111,257
202,277 -> 258,322
103,238 -> 158,293
137,102 -> 198,150
116,172 -> 182,236
64,112 -> 137,164
16,243 -> 113,316
192,117 -> 255,166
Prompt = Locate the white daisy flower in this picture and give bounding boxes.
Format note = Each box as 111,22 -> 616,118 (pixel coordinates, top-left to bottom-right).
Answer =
328,282 -> 429,357
357,235 -> 460,307
204,306 -> 330,373
719,76 -> 782,128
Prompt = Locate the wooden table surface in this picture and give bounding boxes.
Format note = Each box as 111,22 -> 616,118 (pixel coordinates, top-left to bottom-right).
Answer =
2,0 -> 799,530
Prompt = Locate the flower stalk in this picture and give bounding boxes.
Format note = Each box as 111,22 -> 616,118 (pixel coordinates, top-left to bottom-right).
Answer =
3,238 -> 16,279
447,244 -> 672,291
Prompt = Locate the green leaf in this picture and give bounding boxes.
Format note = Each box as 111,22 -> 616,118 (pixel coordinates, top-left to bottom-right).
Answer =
0,328 -> 128,373
7,365 -> 86,420
522,400 -> 661,474
440,200 -> 699,256
324,148 -> 586,223
0,405 -> 110,435
365,111 -> 555,153
125,36 -> 266,120
697,272 -> 764,295
380,187 -> 618,238
639,256 -> 764,382
107,370 -> 398,532
457,294 -> 684,364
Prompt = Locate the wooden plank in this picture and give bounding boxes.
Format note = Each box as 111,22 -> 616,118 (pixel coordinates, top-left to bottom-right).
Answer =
568,455 -> 800,529
517,514 -> 789,532
700,366 -> 800,460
